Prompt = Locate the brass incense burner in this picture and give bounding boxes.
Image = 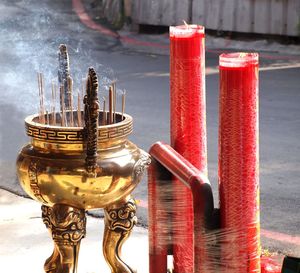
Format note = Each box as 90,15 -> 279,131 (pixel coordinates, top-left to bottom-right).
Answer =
16,46 -> 150,273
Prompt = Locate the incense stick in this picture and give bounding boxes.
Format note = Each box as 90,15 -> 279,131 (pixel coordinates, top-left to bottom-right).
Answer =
122,90 -> 126,121
69,92 -> 74,127
109,86 -> 114,124
46,110 -> 50,125
51,81 -> 57,125
64,76 -> 73,126
60,85 -> 66,127
37,73 -> 41,123
37,72 -> 45,124
54,83 -> 57,125
67,76 -> 73,110
40,73 -> 45,120
113,83 -> 117,123
102,97 -> 106,125
77,91 -> 82,127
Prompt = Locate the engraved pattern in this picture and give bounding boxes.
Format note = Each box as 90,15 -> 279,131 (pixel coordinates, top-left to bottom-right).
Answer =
105,199 -> 137,231
25,120 -> 132,143
26,124 -> 83,142
42,204 -> 86,246
98,122 -> 133,141
28,161 -> 47,203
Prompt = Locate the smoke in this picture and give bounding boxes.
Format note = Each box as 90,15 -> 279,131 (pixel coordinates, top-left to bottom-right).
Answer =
0,0 -> 117,115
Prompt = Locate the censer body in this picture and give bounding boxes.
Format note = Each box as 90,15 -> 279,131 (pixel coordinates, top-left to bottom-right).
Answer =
16,111 -> 150,273
17,112 -> 147,210
15,47 -> 150,273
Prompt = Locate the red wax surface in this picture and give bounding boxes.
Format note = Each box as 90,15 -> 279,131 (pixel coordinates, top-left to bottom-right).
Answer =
149,142 -> 215,273
170,24 -> 207,273
219,53 -> 260,273
148,163 -> 168,273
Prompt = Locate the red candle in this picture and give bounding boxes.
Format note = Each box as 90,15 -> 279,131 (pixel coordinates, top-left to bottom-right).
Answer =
170,24 -> 207,273
219,53 -> 261,273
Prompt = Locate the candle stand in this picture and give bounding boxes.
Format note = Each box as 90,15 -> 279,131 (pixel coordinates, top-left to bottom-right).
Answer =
16,69 -> 150,273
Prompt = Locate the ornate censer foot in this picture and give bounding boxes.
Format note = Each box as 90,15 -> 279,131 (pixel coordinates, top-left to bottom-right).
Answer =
103,197 -> 138,273
41,204 -> 86,273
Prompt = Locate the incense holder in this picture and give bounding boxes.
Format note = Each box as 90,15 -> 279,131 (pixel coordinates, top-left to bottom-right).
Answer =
16,112 -> 150,273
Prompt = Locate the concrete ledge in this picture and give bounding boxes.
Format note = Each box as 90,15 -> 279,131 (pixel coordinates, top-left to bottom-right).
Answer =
0,189 -> 149,273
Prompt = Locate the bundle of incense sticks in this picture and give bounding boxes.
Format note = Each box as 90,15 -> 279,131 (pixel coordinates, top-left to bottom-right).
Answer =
37,44 -> 126,127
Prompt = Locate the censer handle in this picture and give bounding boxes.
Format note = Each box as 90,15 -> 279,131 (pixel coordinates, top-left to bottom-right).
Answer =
84,67 -> 100,175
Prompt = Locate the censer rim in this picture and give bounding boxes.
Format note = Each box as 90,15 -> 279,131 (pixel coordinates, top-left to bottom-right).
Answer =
24,112 -> 133,144
24,112 -> 132,130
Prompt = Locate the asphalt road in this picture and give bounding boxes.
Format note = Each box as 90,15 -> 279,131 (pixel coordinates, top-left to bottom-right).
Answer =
0,0 -> 299,255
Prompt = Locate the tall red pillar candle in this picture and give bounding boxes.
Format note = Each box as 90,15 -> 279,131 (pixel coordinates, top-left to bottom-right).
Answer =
219,53 -> 261,273
170,25 -> 207,273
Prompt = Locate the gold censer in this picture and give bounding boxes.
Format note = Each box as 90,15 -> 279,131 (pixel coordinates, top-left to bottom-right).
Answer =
16,62 -> 150,273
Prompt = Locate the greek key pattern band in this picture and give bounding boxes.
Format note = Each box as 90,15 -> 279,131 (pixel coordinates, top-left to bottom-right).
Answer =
98,123 -> 133,141
25,121 -> 133,143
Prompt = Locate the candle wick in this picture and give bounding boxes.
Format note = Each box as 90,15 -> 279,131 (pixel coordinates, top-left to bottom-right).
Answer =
183,20 -> 189,29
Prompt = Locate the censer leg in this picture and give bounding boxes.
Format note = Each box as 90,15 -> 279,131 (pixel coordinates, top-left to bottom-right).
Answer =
103,197 -> 137,273
41,204 -> 86,273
